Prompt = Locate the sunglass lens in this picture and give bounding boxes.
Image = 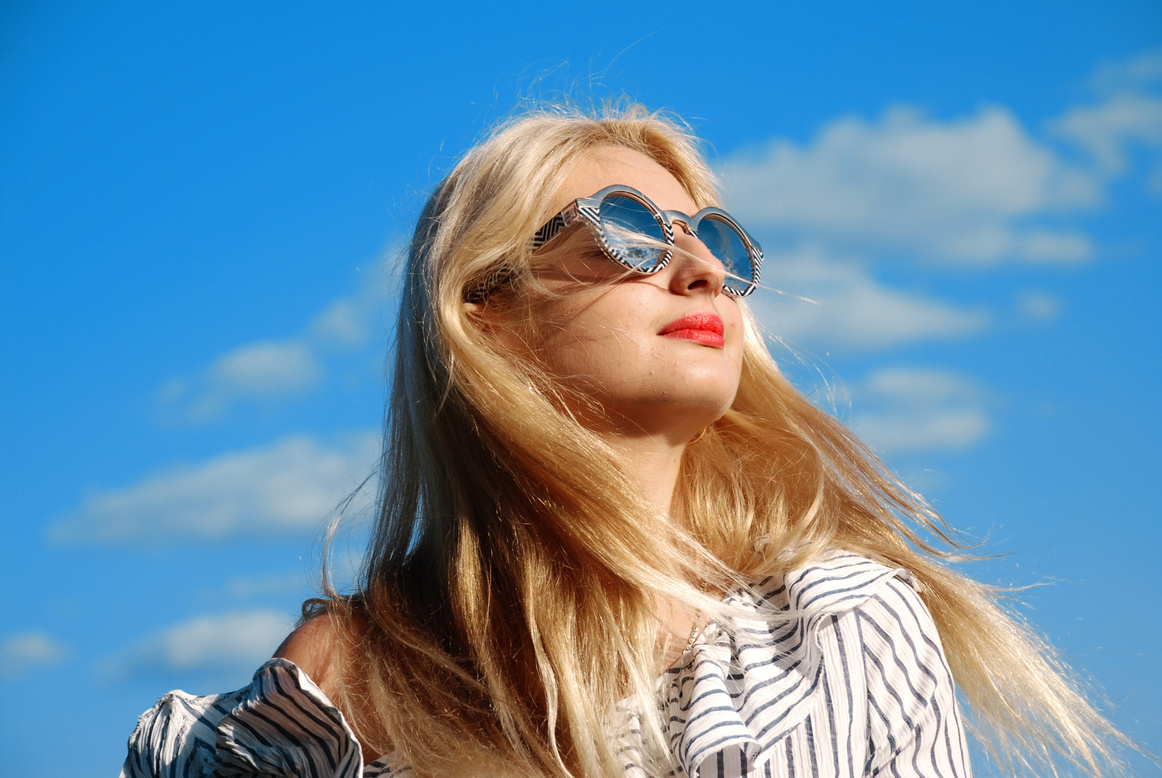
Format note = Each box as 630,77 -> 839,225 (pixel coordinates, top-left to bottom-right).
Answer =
598,194 -> 668,271
698,216 -> 755,295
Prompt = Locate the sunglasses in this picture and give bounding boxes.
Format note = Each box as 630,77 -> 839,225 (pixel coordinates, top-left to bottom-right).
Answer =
530,184 -> 763,297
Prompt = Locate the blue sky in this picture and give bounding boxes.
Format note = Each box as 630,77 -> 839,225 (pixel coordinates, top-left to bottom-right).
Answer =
1,2 -> 1160,775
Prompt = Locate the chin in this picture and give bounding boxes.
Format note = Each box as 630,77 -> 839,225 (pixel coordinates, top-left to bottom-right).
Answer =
623,389 -> 737,436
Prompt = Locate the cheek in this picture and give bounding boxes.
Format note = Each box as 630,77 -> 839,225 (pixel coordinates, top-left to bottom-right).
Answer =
713,309 -> 746,404
527,293 -> 649,384
537,314 -> 634,377
726,309 -> 746,367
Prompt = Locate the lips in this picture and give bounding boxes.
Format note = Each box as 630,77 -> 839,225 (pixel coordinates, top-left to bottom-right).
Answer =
658,312 -> 726,348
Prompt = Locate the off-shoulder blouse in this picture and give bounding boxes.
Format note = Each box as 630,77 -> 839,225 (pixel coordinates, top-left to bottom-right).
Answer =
121,552 -> 971,777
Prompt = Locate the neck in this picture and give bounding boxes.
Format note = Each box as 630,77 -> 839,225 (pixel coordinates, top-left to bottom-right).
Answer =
598,428 -> 708,673
599,430 -> 688,518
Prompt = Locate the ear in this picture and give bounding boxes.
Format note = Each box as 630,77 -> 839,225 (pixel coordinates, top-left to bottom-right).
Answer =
463,299 -> 527,355
463,300 -> 509,335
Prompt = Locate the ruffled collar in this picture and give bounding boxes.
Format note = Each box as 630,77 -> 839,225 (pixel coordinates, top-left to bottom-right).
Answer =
655,552 -> 906,777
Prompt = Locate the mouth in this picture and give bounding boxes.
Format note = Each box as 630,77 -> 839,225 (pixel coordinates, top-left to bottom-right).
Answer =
658,312 -> 726,348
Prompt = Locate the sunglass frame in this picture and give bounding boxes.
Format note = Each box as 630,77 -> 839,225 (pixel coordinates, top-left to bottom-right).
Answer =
530,184 -> 763,297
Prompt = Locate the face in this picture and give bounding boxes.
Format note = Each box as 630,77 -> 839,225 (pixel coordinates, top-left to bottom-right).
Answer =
517,146 -> 745,443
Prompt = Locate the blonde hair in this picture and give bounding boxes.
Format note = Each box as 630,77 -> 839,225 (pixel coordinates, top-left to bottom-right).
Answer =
313,105 -> 1130,776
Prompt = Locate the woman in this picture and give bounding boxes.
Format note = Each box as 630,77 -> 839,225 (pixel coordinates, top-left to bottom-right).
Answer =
123,105 -> 1129,777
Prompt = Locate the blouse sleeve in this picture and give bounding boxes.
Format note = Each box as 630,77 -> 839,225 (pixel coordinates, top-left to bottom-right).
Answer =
858,575 -> 972,777
121,686 -> 246,778
120,658 -> 376,778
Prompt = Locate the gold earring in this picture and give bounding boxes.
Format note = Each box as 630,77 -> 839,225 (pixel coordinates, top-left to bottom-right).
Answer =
689,426 -> 710,445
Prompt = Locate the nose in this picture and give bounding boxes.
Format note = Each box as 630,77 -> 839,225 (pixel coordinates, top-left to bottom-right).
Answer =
666,225 -> 727,297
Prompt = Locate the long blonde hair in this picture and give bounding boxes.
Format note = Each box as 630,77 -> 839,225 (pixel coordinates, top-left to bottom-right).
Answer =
313,104 -> 1130,776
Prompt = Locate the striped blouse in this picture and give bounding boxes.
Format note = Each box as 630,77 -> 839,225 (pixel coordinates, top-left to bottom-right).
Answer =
121,552 -> 970,777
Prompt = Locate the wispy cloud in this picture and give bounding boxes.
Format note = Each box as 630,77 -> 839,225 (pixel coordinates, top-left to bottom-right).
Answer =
750,245 -> 990,352
50,432 -> 380,546
160,257 -> 397,422
1052,48 -> 1162,190
1054,92 -> 1162,174
849,367 -> 992,455
102,610 -> 290,685
717,105 -> 1099,264
222,571 -> 310,599
309,291 -> 384,348
0,630 -> 72,679
1087,47 -> 1162,96
162,339 -> 324,422
1016,290 -> 1062,323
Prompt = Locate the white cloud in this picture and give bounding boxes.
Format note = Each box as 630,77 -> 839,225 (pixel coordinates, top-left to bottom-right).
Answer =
222,571 -> 309,599
749,245 -> 990,351
848,367 -> 992,455
717,105 -> 1099,264
212,340 -> 321,394
1017,291 -> 1062,323
1052,47 -> 1162,193
310,291 -> 385,348
102,610 -> 290,684
1053,92 -> 1162,175
161,256 -> 397,422
161,337 -> 323,422
50,431 -> 380,545
1088,47 -> 1162,95
193,340 -> 325,420
0,630 -> 71,679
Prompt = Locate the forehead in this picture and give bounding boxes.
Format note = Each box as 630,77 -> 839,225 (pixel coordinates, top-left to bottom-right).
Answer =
550,146 -> 699,217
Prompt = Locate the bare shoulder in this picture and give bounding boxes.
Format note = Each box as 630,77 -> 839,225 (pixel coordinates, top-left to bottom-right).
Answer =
274,613 -> 342,690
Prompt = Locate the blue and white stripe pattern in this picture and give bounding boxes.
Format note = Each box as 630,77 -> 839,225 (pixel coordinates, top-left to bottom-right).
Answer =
644,552 -> 970,777
121,553 -> 969,777
120,659 -> 399,778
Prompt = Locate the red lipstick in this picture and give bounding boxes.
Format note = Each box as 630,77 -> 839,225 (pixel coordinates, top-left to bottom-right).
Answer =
659,313 -> 725,348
